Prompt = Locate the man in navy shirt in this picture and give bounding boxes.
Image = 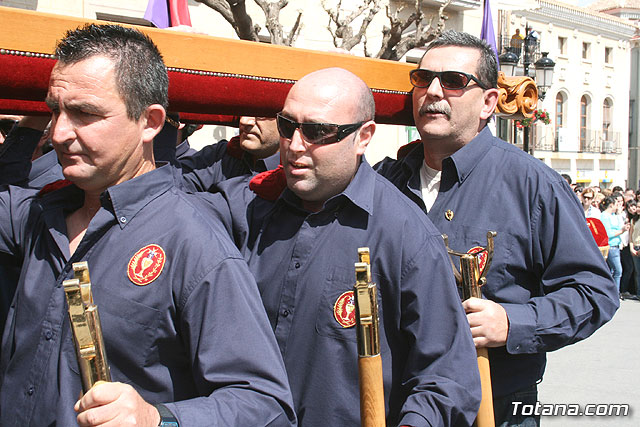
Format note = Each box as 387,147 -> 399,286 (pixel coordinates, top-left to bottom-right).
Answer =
214,67 -> 481,426
375,30 -> 618,426
0,23 -> 295,426
178,115 -> 280,191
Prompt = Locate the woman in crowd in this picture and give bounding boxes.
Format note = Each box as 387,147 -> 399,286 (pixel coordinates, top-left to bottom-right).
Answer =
581,188 -> 600,219
600,195 -> 629,296
620,200 -> 638,298
627,200 -> 640,300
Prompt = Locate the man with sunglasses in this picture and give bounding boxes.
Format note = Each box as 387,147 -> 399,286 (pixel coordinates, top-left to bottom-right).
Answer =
211,67 -> 481,426
375,30 -> 618,426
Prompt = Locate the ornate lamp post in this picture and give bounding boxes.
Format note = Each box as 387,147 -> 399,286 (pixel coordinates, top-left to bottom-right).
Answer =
534,52 -> 556,101
497,29 -> 555,155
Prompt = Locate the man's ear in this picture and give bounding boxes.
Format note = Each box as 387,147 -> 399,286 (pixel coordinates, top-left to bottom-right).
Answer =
480,88 -> 500,121
355,120 -> 376,156
141,104 -> 166,143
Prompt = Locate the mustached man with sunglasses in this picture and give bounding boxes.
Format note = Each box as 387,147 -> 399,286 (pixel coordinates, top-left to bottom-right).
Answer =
210,67 -> 481,426
375,30 -> 618,426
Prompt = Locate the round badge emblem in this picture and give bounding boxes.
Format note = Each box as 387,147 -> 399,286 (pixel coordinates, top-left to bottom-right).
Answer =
334,291 -> 356,328
127,244 -> 166,286
467,246 -> 488,275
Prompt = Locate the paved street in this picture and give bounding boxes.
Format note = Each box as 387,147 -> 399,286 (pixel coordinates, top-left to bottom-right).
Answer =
537,298 -> 639,425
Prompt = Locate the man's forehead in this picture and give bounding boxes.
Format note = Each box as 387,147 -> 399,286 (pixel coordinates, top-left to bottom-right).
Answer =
420,46 -> 480,72
50,56 -> 116,85
284,83 -> 347,122
48,57 -> 119,101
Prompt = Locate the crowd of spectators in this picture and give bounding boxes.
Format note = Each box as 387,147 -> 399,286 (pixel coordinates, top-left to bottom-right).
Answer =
564,174 -> 640,301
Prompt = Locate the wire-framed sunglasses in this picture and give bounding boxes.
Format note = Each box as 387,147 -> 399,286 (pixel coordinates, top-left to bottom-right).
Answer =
409,69 -> 488,90
276,113 -> 364,145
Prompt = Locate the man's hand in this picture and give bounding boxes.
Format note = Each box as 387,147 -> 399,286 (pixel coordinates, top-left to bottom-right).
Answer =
75,382 -> 161,427
462,297 -> 509,348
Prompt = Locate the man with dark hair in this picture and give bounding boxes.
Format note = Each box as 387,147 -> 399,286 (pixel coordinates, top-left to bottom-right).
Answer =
178,116 -> 281,191
214,67 -> 481,426
0,24 -> 295,426
375,30 -> 618,426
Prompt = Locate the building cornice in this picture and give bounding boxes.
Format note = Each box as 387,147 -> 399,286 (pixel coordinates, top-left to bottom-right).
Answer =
515,0 -> 636,39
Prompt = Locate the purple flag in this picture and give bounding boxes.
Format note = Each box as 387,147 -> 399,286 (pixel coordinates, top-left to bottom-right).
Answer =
144,0 -> 170,29
480,0 -> 499,64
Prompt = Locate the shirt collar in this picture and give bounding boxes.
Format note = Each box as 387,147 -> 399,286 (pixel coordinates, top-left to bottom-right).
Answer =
281,157 -> 375,216
446,126 -> 493,183
104,163 -> 176,229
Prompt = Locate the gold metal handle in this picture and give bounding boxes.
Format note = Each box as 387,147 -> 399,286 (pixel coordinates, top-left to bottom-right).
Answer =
63,262 -> 111,393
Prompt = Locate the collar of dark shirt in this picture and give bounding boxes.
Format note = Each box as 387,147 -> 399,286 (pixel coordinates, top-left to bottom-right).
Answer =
104,163 -> 176,228
403,126 -> 494,185
281,157 -> 375,216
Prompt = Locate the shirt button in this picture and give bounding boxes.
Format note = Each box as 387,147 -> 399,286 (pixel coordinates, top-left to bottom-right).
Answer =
27,387 -> 34,396
44,330 -> 52,340
294,262 -> 301,269
282,309 -> 290,317
120,216 -> 127,223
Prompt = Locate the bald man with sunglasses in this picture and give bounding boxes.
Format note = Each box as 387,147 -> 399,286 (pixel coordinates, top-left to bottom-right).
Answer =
375,30 -> 618,426
208,67 -> 481,426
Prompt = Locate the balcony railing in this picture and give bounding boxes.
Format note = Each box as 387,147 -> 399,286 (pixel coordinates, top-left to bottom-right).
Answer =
532,126 -> 622,153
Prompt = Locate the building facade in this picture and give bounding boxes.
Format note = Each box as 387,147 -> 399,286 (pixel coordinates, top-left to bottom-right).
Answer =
494,0 -> 636,189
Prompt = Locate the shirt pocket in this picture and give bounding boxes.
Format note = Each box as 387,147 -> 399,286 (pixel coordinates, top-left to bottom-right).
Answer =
65,288 -> 161,378
315,265 -> 384,343
447,224 -> 515,299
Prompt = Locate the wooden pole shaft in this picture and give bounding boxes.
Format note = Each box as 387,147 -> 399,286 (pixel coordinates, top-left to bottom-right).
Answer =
358,355 -> 386,427
475,347 -> 495,427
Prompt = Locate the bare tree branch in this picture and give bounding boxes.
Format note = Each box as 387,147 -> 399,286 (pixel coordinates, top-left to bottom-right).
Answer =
195,0 -> 300,46
376,0 -> 449,61
284,10 -> 303,46
194,0 -> 261,41
322,0 -> 381,51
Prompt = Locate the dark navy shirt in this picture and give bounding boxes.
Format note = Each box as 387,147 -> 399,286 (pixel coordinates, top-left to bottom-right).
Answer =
215,160 -> 481,426
375,127 -> 619,397
0,125 -> 195,344
0,165 -> 296,426
0,127 -> 63,340
179,136 -> 278,192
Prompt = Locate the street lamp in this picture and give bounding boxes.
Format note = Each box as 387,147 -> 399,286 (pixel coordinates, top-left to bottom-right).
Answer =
498,50 -> 518,76
534,52 -> 555,100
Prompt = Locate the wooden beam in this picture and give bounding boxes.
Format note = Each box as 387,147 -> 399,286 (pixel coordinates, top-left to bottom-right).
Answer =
0,6 -> 414,93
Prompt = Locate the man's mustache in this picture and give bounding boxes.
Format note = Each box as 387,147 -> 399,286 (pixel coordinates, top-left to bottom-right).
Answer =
419,102 -> 451,117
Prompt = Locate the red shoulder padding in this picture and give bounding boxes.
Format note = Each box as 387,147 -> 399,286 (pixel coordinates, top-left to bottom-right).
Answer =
249,165 -> 286,201
396,139 -> 422,159
38,179 -> 72,197
225,135 -> 244,160
586,217 -> 609,247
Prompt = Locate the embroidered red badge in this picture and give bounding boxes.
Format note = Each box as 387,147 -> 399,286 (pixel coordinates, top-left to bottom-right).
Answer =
333,291 -> 356,328
127,244 -> 166,286
467,246 -> 488,276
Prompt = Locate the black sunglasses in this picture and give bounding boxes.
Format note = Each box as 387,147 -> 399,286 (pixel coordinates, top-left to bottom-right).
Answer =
409,69 -> 488,90
276,113 -> 364,145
